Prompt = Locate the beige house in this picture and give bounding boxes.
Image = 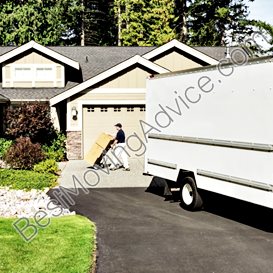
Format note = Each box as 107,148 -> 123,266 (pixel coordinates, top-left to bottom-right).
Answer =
0,40 -> 244,159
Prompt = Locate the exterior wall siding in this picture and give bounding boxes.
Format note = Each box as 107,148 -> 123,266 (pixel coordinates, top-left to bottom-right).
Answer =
154,51 -> 202,71
13,81 -> 33,88
101,67 -> 150,88
2,52 -> 65,88
75,92 -> 146,101
11,52 -> 55,64
5,66 -> 11,79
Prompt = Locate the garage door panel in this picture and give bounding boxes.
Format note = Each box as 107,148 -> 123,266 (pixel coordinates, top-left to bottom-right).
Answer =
83,105 -> 146,158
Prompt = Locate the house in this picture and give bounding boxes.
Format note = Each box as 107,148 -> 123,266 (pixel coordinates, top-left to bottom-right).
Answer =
0,40 -> 246,160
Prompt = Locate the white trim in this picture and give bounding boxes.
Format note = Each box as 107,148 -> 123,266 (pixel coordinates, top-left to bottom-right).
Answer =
50,55 -> 169,106
80,99 -> 146,105
77,102 -> 83,133
61,66 -> 65,88
2,65 -> 6,86
67,98 -> 73,131
0,40 -> 80,70
87,88 -> 146,94
52,65 -> 57,87
143,40 -> 219,65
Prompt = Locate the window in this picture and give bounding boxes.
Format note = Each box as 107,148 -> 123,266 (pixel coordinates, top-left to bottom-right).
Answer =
87,107 -> 95,113
100,107 -> 108,112
127,107 -> 134,112
140,106 -> 146,112
14,67 -> 32,81
13,65 -> 55,82
36,67 -> 54,81
114,107 -> 121,112
5,63 -> 64,88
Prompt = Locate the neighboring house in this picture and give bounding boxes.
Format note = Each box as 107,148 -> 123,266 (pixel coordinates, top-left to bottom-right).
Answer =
0,40 -> 246,160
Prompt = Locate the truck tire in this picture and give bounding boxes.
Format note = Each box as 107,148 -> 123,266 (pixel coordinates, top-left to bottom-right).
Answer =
180,176 -> 203,211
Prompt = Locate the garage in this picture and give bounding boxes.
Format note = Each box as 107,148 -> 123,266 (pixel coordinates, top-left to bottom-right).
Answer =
83,104 -> 146,158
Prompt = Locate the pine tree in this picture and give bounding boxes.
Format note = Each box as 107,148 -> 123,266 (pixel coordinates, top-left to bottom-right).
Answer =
242,20 -> 273,55
83,0 -> 116,45
145,0 -> 177,45
174,0 -> 189,42
114,0 -> 176,46
0,0 -> 83,46
186,0 -> 254,46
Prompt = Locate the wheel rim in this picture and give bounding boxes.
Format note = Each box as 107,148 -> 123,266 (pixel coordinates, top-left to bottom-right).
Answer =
182,183 -> 194,205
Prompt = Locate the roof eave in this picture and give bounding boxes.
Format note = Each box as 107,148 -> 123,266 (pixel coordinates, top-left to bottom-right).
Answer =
50,55 -> 169,106
0,41 -> 80,70
143,39 -> 219,65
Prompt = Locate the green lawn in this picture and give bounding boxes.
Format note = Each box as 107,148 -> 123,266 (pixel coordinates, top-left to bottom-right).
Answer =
0,169 -> 57,190
0,215 -> 96,273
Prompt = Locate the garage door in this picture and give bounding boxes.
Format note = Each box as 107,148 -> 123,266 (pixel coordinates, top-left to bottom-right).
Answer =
83,105 -> 146,158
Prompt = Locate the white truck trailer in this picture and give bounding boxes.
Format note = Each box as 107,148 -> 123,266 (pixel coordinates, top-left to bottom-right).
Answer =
144,55 -> 273,210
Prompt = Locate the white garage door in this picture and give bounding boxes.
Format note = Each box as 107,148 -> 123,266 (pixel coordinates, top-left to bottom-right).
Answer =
83,105 -> 146,158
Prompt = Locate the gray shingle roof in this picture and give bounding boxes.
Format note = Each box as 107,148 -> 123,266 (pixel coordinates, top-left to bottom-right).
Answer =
196,46 -> 246,62
50,46 -> 155,81
0,46 -> 155,101
0,44 -> 245,102
0,93 -> 9,103
0,82 -> 78,101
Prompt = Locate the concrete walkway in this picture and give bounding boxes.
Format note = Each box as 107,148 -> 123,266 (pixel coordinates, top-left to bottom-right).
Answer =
58,158 -> 152,188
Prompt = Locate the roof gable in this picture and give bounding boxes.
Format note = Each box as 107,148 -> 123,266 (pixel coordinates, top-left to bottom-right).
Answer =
50,55 -> 169,106
143,40 -> 219,65
0,41 -> 80,70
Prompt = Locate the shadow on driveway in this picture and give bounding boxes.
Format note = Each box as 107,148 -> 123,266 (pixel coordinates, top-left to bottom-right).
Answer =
146,176 -> 273,233
48,181 -> 273,273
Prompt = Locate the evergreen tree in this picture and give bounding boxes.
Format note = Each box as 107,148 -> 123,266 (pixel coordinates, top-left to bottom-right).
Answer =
0,0 -> 83,46
174,0 -> 188,43
114,0 -> 176,46
146,0 -> 177,45
83,0 -> 116,45
241,20 -> 273,55
186,0 -> 254,46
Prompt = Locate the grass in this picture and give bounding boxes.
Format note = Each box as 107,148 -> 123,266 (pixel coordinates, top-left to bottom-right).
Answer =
0,215 -> 96,273
0,169 -> 57,190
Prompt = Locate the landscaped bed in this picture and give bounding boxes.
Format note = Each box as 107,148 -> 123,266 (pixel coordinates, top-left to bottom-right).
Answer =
0,215 -> 96,273
0,169 -> 57,190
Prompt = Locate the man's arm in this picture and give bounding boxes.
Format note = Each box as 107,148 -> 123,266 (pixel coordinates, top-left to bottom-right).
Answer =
111,139 -> 118,148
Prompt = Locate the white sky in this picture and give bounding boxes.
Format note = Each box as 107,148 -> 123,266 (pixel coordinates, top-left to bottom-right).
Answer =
248,0 -> 273,25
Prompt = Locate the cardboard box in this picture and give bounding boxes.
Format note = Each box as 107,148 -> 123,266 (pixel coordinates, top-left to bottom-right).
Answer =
84,133 -> 114,166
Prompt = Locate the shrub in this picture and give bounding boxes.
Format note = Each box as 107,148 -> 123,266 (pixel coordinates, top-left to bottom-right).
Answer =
0,169 -> 57,190
4,137 -> 44,170
5,102 -> 57,145
34,159 -> 59,174
43,132 -> 67,162
0,138 -> 13,159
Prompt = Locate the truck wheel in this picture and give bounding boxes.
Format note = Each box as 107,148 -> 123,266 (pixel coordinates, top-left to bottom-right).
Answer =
180,176 -> 203,211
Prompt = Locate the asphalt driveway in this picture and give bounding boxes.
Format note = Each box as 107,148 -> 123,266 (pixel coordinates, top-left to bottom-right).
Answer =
49,185 -> 273,273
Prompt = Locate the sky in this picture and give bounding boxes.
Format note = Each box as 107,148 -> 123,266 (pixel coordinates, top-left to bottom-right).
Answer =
248,0 -> 273,25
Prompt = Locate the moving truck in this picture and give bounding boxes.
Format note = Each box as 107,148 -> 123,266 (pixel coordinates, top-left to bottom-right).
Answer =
144,55 -> 273,210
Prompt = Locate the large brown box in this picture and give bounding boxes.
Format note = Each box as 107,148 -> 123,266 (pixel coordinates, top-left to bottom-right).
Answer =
84,133 -> 114,166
